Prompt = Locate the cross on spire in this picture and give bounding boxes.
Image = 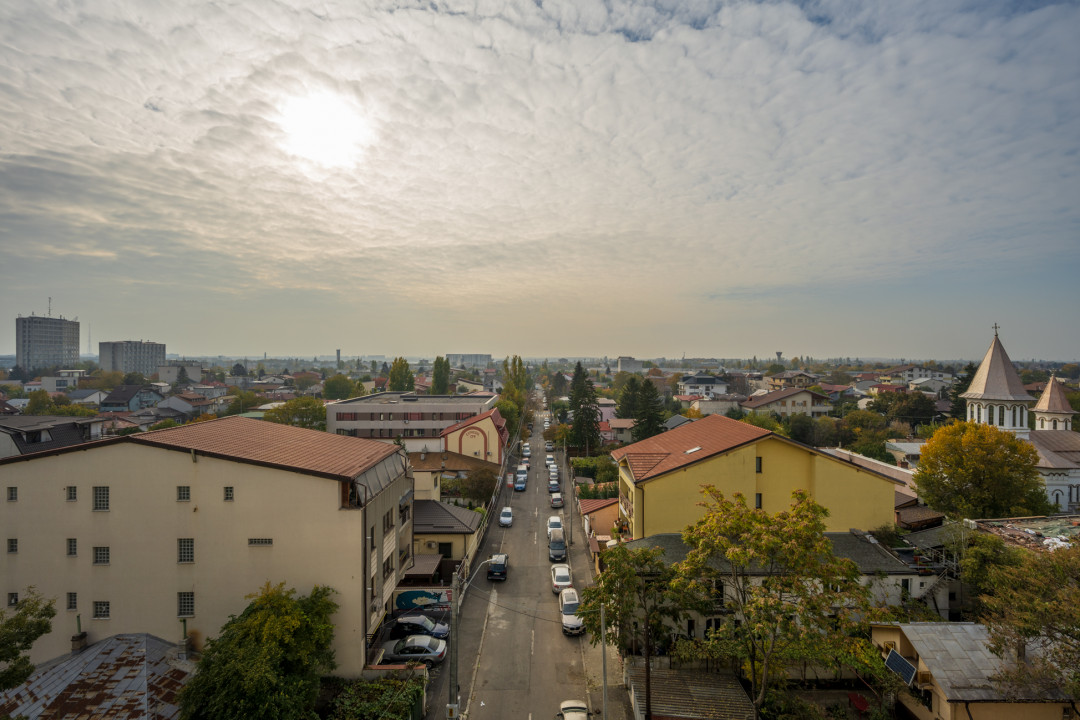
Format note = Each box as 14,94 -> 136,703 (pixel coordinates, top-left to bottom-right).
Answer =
992,322 -> 1000,337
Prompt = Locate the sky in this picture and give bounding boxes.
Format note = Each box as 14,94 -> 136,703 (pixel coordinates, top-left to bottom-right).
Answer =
1,0 -> 1078,363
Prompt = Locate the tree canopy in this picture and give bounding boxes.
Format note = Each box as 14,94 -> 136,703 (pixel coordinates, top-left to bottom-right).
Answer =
263,397 -> 327,431
631,379 -> 664,442
0,587 -> 56,691
179,583 -> 338,720
615,375 -> 641,420
323,374 -> 358,400
387,357 -> 414,392
431,356 -> 450,395
568,362 -> 601,452
914,422 -> 1053,518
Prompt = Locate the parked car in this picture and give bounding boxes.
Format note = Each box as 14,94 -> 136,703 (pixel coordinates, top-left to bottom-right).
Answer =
390,614 -> 449,640
523,447 -> 531,458
380,635 -> 447,666
548,479 -> 560,493
556,700 -> 593,719
545,454 -> 556,467
514,476 -> 527,492
499,507 -> 514,527
548,528 -> 567,562
550,493 -> 564,508
550,563 -> 572,594
545,441 -> 554,452
487,553 -> 509,580
558,588 -> 585,636
546,515 -> 563,539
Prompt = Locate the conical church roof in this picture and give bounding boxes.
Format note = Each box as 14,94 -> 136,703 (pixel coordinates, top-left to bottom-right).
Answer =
960,334 -> 1034,402
1033,375 -> 1075,416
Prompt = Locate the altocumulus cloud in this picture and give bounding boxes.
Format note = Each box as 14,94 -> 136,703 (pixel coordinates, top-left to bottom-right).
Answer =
0,0 -> 1077,357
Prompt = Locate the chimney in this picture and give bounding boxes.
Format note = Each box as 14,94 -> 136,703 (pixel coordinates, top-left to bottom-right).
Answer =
71,631 -> 88,653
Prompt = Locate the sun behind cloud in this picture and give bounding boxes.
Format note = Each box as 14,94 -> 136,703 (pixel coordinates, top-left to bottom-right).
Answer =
275,91 -> 373,169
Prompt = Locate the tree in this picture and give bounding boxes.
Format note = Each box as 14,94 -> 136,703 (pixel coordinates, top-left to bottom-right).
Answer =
616,375 -> 641,420
179,582 -> 338,720
223,390 -> 259,416
914,422 -> 1053,519
578,544 -> 706,720
784,413 -> 814,444
631,379 -> 664,442
0,587 -> 56,690
263,397 -> 327,431
949,362 -> 978,419
981,545 -> 1080,698
231,363 -> 247,377
387,357 -> 414,392
323,374 -> 358,400
459,468 -> 498,503
740,411 -> 783,434
431,356 -> 450,395
676,488 -> 871,719
568,362 -> 601,453
149,419 -> 180,431
24,389 -> 56,415
957,532 -> 1024,618
175,367 -> 190,386
886,392 -> 938,430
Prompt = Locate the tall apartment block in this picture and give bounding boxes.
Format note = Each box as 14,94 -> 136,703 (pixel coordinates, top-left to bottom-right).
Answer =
15,314 -> 80,371
99,340 -> 167,375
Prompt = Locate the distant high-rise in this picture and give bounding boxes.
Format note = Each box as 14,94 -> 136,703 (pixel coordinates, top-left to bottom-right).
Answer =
446,353 -> 492,369
99,340 -> 167,375
15,314 -> 80,371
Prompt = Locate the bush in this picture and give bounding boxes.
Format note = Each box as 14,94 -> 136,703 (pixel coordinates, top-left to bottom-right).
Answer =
327,674 -> 424,720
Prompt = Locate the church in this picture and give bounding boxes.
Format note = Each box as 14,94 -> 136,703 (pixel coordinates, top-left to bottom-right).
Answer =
961,330 -> 1080,511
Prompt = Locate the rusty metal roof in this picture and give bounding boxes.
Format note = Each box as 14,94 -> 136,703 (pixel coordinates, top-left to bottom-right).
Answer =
0,634 -> 194,720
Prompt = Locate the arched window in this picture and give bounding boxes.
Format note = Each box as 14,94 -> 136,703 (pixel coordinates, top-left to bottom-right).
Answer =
1040,418 -> 1045,429
977,405 -> 982,423
1053,419 -> 1058,430
998,406 -> 1004,425
1012,406 -> 1017,427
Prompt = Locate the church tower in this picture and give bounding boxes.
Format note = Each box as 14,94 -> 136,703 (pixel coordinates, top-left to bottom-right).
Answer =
960,328 -> 1034,439
1032,375 -> 1074,432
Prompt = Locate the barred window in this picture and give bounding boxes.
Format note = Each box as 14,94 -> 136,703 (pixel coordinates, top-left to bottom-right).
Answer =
6,487 -> 16,502
6,539 -> 16,554
93,546 -> 110,565
93,486 -> 109,511
177,485 -> 191,502
248,538 -> 273,546
67,592 -> 77,611
224,486 -> 234,501
67,538 -> 77,556
177,592 -> 195,617
93,601 -> 110,619
178,538 -> 194,563
66,486 -> 77,501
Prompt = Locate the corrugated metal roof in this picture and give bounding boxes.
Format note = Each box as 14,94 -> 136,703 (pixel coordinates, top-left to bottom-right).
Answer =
626,667 -> 753,719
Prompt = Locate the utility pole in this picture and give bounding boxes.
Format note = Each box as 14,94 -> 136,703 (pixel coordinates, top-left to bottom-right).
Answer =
448,569 -> 460,718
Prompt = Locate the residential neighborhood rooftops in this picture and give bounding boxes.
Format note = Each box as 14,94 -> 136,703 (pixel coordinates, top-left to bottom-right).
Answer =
740,387 -> 828,409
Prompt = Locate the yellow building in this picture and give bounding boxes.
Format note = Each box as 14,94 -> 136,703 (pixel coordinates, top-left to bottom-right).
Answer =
611,414 -> 899,538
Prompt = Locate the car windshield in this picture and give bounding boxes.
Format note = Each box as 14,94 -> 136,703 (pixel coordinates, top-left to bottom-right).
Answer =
562,599 -> 579,614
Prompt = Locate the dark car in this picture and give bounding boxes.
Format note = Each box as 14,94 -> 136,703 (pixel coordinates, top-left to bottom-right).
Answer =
487,552 -> 509,580
390,613 -> 449,640
548,529 -> 567,562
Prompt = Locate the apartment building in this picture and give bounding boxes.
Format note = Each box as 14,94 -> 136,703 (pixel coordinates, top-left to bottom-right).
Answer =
327,392 -> 499,453
99,341 -> 167,375
15,315 -> 79,371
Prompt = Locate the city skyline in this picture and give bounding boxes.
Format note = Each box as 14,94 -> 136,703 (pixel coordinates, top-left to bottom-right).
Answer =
2,1 -> 1078,360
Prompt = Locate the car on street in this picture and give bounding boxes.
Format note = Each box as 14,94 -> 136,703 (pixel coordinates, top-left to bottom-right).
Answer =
546,515 -> 563,538
487,553 -> 509,580
558,588 -> 585,636
545,441 -> 554,452
523,447 -> 531,457
550,493 -> 563,508
550,563 -> 572,594
548,479 -> 560,493
380,635 -> 447,666
390,614 -> 450,640
545,454 -> 555,467
548,528 -> 567,562
556,700 -> 593,719
499,507 -> 514,527
514,476 -> 527,491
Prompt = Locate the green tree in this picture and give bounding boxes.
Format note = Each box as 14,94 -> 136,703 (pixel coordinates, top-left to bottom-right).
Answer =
122,371 -> 147,386
568,362 -> 601,453
631,379 -> 664,442
615,375 -> 641,420
387,357 -> 414,392
179,582 -> 338,720
149,419 -> 180,431
0,587 -> 56,690
431,356 -> 450,395
783,413 -> 814,444
231,363 -> 247,377
914,422 -> 1053,519
739,411 -> 783,434
327,675 -> 425,720
323,374 -> 358,400
949,362 -> 978,419
886,392 -> 938,430
223,391 -> 259,416
957,532 -> 1024,618
263,397 -> 327,431
981,545 -> 1080,698
494,398 -> 520,437
578,544 -> 706,720
24,389 -> 56,415
676,488 -> 871,719
459,468 -> 498,503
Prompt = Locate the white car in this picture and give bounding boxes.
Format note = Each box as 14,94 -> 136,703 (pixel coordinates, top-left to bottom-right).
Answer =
558,588 -> 585,636
546,515 -> 563,539
556,700 -> 592,719
550,563 -> 572,594
499,507 -> 513,527
546,454 -> 555,467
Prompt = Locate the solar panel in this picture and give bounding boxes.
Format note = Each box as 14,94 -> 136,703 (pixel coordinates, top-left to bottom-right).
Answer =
885,648 -> 916,686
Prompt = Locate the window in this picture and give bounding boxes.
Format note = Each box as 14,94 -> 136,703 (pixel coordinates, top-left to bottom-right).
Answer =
382,557 -> 395,579
177,485 -> 191,502
93,546 -> 110,565
338,412 -> 360,421
66,485 -> 77,501
224,486 -> 234,501
383,509 -> 394,532
178,592 -> 195,617
93,486 -> 109,511
93,601 -> 110,619
67,538 -> 77,556
248,538 -> 273,546
7,593 -> 17,607
6,487 -> 15,502
178,538 -> 194,563
6,538 -> 16,554
755,493 -> 762,510
755,457 -> 762,473
67,592 -> 77,611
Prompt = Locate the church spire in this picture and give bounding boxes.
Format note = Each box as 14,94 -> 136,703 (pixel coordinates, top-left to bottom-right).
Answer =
961,334 -> 1034,438
1032,375 -> 1074,432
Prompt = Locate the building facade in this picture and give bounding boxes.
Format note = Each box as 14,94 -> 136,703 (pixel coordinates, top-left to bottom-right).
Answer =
15,315 -> 80,371
327,392 -> 499,453
446,354 -> 492,369
99,341 -> 167,375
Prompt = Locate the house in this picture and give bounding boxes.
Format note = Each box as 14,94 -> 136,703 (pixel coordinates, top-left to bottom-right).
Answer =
0,416 -> 411,675
409,500 -> 482,577
598,397 -> 616,424
580,497 -> 619,540
100,385 -> 165,413
40,370 -> 87,393
158,392 -> 219,421
327,391 -> 499,453
611,414 -> 900,539
439,407 -> 508,465
663,414 -> 694,431
909,377 -> 950,396
0,633 -> 193,719
454,378 -> 484,393
766,370 -> 817,391
156,363 -> 204,385
677,373 -> 730,399
0,415 -> 102,459
871,622 -> 1072,719
877,364 -> 953,385
740,388 -> 832,418
609,417 -> 635,444
67,388 -> 107,406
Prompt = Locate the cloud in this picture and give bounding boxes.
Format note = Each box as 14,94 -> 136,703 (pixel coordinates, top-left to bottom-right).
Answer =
0,0 -> 1077,358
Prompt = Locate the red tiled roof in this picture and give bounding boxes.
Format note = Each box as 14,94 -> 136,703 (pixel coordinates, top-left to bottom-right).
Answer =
579,497 -> 618,515
130,415 -> 398,480
599,421 -> 611,432
611,414 -> 772,483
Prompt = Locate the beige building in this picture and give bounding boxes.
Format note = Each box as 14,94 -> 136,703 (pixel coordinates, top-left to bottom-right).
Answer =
327,391 -> 498,453
740,388 -> 832,418
1,416 -> 411,676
